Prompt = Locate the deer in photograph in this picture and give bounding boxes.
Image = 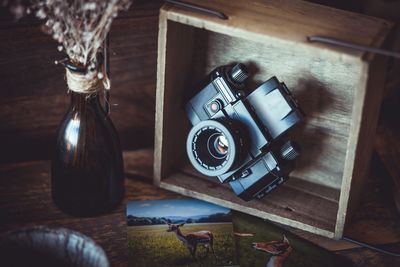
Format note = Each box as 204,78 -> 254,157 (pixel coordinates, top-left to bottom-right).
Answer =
166,223 -> 216,259
252,235 -> 293,267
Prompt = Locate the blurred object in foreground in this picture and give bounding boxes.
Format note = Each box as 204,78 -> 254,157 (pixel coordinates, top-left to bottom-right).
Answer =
0,226 -> 109,267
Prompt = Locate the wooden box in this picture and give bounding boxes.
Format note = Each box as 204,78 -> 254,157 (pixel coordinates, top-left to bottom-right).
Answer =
153,0 -> 391,238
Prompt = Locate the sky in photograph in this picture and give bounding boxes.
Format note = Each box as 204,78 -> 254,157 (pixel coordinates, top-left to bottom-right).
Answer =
127,199 -> 230,218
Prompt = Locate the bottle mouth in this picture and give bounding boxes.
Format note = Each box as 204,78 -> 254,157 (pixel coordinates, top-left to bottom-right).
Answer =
60,59 -> 87,73
58,56 -> 103,74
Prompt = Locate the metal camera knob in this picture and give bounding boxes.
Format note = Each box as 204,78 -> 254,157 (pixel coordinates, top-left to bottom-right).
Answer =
280,141 -> 299,161
230,63 -> 249,83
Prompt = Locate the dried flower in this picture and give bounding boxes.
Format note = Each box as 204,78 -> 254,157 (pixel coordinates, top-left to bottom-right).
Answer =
2,0 -> 30,19
4,0 -> 131,70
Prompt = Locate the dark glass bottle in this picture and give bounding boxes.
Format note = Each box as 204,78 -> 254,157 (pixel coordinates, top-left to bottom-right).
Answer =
51,88 -> 124,216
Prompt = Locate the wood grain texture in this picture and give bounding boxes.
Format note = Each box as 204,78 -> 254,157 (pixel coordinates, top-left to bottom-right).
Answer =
154,19 -> 194,183
189,28 -> 361,189
163,0 -> 391,57
375,77 -> 400,212
289,154 -> 400,251
336,54 -> 388,237
0,0 -> 394,164
1,148 -> 399,267
154,0 -> 391,238
0,1 -> 163,163
376,127 -> 400,209
161,168 -> 339,236
0,148 -> 176,267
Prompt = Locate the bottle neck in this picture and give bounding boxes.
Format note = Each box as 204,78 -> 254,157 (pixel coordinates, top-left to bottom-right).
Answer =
69,91 -> 103,112
64,64 -> 105,113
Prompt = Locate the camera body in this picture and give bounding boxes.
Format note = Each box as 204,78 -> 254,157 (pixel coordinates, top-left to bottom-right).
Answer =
185,63 -> 303,201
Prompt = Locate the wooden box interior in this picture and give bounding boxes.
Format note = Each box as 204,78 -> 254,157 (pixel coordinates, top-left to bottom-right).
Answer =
154,2 -> 390,238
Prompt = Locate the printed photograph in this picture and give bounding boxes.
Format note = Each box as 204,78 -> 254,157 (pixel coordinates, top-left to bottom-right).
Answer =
232,212 -> 351,267
127,199 -> 238,267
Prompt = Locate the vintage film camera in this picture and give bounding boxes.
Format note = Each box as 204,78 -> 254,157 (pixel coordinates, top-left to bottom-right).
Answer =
185,63 -> 303,201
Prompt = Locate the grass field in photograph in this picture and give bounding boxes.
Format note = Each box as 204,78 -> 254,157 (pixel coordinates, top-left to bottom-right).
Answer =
128,223 -> 237,267
232,212 -> 349,267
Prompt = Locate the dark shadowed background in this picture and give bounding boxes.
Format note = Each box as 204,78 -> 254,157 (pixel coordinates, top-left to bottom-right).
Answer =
0,1 -> 399,266
1,0 -> 394,164
0,0 -> 163,163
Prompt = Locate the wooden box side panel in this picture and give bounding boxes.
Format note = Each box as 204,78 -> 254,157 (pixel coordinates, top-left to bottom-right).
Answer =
154,4 -> 390,238
154,20 -> 358,236
335,55 -> 388,238
160,172 -> 337,238
154,14 -> 194,184
154,19 -> 364,236
164,0 -> 391,57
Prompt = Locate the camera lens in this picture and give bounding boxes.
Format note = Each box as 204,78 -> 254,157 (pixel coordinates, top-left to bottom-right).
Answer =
215,134 -> 229,155
208,133 -> 229,159
186,120 -> 245,177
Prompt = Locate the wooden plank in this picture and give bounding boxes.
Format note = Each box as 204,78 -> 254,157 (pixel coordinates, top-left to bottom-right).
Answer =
161,171 -> 338,237
375,88 -> 400,212
180,163 -> 341,202
153,9 -> 168,185
336,54 -> 388,238
0,149 -> 155,228
124,148 -> 154,181
163,0 -> 391,57
154,17 -> 195,184
179,165 -> 341,225
0,92 -> 154,163
290,154 -> 400,250
0,149 -> 174,267
1,148 -> 400,266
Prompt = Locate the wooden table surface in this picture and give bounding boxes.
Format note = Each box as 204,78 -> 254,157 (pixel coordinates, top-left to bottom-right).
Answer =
1,148 -> 400,266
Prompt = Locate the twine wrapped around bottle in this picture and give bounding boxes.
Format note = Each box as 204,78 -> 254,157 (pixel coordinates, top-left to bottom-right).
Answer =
65,68 -> 111,94
66,68 -> 110,94
66,68 -> 100,94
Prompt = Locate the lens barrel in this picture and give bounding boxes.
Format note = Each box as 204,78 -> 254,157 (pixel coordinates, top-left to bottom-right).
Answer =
186,120 -> 244,177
